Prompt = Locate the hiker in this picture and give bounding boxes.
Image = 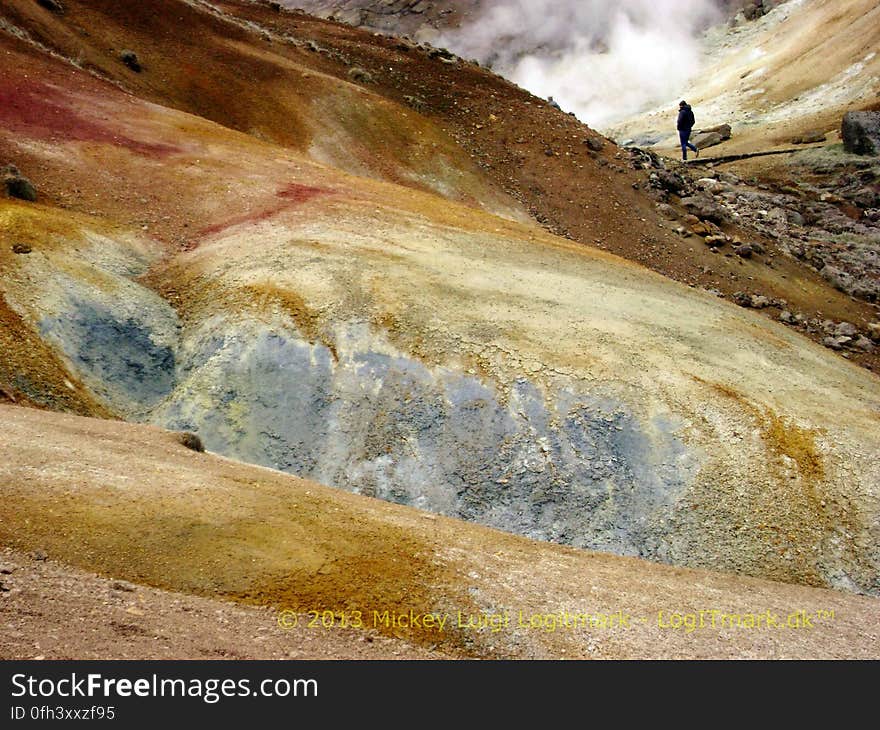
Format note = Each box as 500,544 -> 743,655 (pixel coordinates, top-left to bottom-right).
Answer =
677,100 -> 699,161
548,96 -> 562,111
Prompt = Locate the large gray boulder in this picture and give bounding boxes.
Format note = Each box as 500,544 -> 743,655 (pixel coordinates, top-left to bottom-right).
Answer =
692,131 -> 725,150
842,111 -> 880,155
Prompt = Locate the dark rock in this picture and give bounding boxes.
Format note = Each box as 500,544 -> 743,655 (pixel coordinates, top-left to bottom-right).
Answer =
4,175 -> 37,202
651,169 -> 688,195
12,243 -> 32,254
750,241 -> 766,255
120,50 -> 142,72
734,244 -> 754,258
0,565 -> 13,574
347,66 -> 373,83
680,195 -> 728,224
842,111 -> 880,155
37,0 -> 64,13
585,137 -> 605,152
31,550 -> 48,561
175,431 -> 205,453
732,291 -> 752,307
403,95 -> 426,112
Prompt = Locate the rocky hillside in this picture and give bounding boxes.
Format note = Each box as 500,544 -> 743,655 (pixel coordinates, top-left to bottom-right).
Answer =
0,0 -> 878,658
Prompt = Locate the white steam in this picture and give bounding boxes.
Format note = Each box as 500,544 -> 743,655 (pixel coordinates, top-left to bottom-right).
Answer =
438,0 -> 723,130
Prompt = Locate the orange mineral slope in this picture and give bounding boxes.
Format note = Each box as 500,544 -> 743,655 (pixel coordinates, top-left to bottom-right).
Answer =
1,403 -> 878,660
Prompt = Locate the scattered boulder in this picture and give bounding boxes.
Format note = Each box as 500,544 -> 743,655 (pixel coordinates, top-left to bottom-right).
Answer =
734,244 -> 754,258
120,50 -> 142,72
733,292 -> 770,309
428,47 -> 456,64
585,137 -> 605,152
699,124 -> 732,140
691,131 -> 725,150
680,195 -> 728,224
691,220 -> 722,237
834,322 -> 858,338
821,264 -> 853,292
3,165 -> 37,202
842,111 -> 880,156
347,66 -> 373,84
853,336 -> 875,353
174,431 -> 205,453
650,169 -> 688,196
655,203 -> 677,219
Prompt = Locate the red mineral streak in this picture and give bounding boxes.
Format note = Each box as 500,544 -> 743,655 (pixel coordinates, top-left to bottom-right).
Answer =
0,78 -> 180,158
198,184 -> 328,237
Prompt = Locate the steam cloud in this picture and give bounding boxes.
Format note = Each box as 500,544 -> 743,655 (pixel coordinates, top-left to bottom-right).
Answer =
438,0 -> 723,130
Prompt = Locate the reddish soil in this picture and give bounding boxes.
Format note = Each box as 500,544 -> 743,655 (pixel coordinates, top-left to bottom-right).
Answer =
0,76 -> 179,158
199,183 -> 329,236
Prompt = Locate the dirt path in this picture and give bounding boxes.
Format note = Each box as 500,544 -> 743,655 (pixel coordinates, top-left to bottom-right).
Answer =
0,548 -> 448,660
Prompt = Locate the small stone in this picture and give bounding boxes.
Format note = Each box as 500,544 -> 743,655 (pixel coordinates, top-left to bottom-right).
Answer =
0,565 -> 13,574
750,294 -> 770,309
853,336 -> 875,353
174,431 -> 205,453
734,244 -> 754,258
779,311 -> 795,324
834,322 -> 858,338
111,580 -> 136,592
31,550 -> 48,561
347,66 -> 373,84
120,50 -> 142,72
12,243 -> 32,254
823,336 -> 841,350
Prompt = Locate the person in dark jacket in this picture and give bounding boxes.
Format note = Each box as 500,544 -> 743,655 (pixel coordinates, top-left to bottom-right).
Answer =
677,100 -> 699,161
